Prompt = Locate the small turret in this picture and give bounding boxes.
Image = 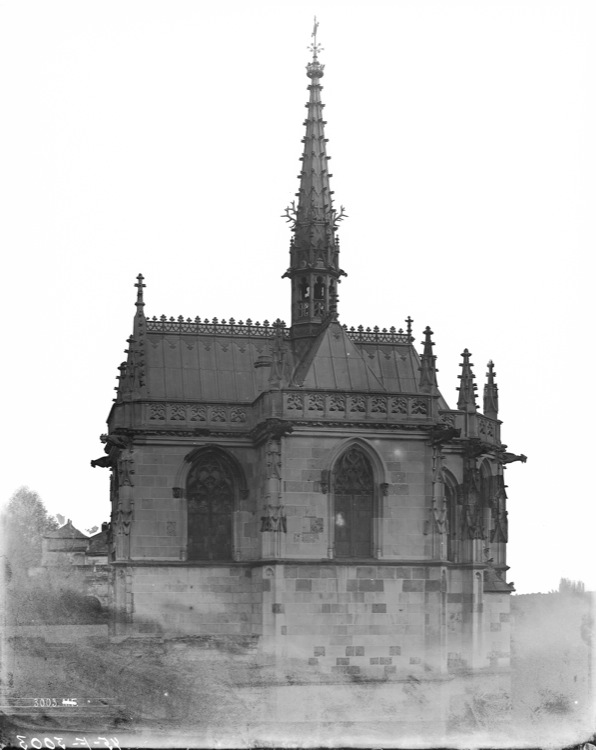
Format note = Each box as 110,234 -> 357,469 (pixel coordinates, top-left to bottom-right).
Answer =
457,348 -> 478,413
483,360 -> 499,419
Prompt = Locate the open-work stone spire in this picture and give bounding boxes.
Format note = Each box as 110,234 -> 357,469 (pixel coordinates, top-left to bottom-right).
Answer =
283,18 -> 346,338
483,360 -> 499,419
457,348 -> 478,413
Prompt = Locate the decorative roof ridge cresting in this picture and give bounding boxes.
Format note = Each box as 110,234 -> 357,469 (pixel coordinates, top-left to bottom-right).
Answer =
146,316 -> 290,338
144,316 -> 416,344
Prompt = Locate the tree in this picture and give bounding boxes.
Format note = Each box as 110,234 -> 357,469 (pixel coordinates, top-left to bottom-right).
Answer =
1,486 -> 59,576
558,577 -> 586,595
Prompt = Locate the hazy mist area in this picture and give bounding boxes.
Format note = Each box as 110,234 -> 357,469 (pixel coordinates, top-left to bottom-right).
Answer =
1,513 -> 594,749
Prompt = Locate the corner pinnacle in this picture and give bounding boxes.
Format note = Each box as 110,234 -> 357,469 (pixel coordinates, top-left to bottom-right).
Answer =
457,348 -> 478,413
419,326 -> 438,393
483,359 -> 499,419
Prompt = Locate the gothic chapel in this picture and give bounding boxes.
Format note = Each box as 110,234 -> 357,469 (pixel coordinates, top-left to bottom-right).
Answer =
95,25 -> 525,727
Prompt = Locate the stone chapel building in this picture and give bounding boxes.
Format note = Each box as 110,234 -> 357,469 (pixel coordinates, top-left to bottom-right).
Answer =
94,30 -> 525,729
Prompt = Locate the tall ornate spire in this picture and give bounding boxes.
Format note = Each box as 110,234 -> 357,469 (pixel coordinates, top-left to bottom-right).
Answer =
483,360 -> 499,419
457,349 -> 478,413
419,326 -> 438,393
283,19 -> 346,338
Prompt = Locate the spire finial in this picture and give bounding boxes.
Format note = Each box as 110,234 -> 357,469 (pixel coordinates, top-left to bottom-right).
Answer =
306,18 -> 325,79
483,359 -> 499,419
457,348 -> 478,413
135,273 -> 146,309
308,16 -> 323,61
406,316 -> 414,341
419,326 -> 438,393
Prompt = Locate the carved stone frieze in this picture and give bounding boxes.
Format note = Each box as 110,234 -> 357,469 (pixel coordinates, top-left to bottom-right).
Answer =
349,396 -> 366,413
286,393 -> 304,411
329,395 -> 346,412
391,397 -> 408,415
145,402 -> 248,427
282,391 -> 432,422
150,403 -> 166,421
371,396 -> 387,413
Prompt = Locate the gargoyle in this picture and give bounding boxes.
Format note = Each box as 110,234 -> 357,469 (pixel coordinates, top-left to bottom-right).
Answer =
501,452 -> 527,464
91,456 -> 112,469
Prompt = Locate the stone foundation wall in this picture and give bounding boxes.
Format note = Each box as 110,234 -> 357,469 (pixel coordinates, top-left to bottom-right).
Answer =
123,565 -> 264,636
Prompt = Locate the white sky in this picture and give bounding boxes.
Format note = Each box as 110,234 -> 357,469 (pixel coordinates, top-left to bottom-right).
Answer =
1,0 -> 594,594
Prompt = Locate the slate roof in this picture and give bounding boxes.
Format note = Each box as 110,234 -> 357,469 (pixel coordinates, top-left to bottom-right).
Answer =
144,330 -> 273,402
116,316 -> 451,410
45,521 -> 88,540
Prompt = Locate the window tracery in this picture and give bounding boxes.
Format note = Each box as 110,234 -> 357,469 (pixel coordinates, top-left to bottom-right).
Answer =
333,447 -> 374,558
186,449 -> 236,561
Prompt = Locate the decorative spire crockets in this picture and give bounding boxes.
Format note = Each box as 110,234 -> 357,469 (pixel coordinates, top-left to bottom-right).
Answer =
483,360 -> 499,420
457,348 -> 478,413
116,274 -> 147,401
283,19 -> 346,337
419,326 -> 438,393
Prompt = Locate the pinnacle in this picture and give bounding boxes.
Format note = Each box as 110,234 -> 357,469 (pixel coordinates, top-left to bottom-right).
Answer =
457,349 -> 478,413
419,326 -> 438,393
483,360 -> 499,419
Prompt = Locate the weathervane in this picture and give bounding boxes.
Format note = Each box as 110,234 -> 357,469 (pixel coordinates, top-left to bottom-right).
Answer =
308,16 -> 323,60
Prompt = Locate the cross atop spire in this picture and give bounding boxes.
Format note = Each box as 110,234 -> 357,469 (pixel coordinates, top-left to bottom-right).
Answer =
135,273 -> 146,310
308,16 -> 323,61
283,20 -> 346,339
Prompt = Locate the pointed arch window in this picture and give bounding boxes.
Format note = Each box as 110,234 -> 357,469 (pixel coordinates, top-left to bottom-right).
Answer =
333,447 -> 375,558
186,449 -> 236,561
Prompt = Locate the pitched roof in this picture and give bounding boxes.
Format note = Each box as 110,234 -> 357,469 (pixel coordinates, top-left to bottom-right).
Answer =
292,322 -> 386,391
87,528 -> 109,556
143,330 -> 274,402
46,521 -> 88,540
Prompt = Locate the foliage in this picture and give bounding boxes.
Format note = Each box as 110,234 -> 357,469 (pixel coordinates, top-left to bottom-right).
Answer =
532,688 -> 572,717
1,486 -> 59,575
5,580 -> 107,626
558,577 -> 586,595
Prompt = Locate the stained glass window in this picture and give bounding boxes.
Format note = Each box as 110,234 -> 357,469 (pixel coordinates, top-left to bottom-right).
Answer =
186,449 -> 235,561
333,448 -> 374,558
